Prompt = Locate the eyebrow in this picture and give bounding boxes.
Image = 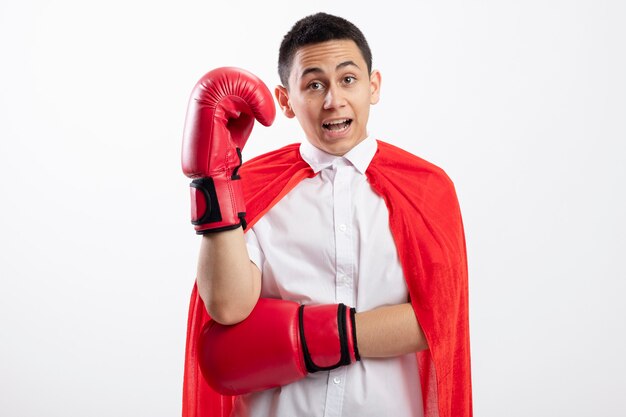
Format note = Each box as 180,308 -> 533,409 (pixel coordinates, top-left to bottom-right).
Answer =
300,61 -> 361,79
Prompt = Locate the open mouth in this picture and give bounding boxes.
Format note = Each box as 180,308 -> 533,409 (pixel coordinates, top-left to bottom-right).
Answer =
322,118 -> 352,132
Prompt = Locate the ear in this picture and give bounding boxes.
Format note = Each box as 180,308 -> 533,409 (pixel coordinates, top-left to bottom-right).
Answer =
369,70 -> 382,105
275,85 -> 296,118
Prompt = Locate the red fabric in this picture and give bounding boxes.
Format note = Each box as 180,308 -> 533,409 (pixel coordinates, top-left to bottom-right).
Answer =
182,140 -> 472,417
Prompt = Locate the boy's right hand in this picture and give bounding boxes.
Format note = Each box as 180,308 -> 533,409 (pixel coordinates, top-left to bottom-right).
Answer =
181,67 -> 275,233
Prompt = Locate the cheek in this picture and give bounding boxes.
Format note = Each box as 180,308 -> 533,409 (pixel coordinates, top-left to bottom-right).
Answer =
303,103 -> 319,122
356,96 -> 370,113
350,90 -> 371,108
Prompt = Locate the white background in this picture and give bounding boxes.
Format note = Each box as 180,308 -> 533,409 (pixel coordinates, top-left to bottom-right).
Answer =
1,0 -> 625,416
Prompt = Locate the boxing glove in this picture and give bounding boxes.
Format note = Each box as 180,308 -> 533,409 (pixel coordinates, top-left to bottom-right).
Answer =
182,67 -> 275,233
198,298 -> 360,395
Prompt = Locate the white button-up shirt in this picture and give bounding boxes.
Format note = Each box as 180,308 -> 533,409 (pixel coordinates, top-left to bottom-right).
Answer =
234,137 -> 423,417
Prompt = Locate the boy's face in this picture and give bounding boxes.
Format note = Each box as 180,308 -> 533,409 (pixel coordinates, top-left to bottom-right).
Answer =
276,40 -> 381,156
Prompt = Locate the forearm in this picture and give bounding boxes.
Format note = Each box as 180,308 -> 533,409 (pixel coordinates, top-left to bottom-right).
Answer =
196,228 -> 261,325
354,303 -> 428,358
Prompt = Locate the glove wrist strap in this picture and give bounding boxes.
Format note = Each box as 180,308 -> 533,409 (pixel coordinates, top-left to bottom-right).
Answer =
299,303 -> 360,373
190,174 -> 246,234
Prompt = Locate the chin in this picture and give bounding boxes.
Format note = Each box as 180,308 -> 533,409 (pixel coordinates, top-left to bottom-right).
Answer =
309,133 -> 362,156
321,141 -> 354,156
332,136 -> 366,155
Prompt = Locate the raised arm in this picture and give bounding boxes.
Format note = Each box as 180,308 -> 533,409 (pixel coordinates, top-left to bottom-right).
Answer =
181,67 -> 274,324
196,230 -> 261,324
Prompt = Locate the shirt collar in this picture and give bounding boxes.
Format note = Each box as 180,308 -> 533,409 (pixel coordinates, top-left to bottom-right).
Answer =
299,136 -> 377,175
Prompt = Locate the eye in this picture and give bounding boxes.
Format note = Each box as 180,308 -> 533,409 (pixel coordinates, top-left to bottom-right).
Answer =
308,81 -> 324,91
343,76 -> 356,85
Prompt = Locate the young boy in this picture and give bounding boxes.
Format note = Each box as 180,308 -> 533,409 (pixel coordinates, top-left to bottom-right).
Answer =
182,12 -> 472,417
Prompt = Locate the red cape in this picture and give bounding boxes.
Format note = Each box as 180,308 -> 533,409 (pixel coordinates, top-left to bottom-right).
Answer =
182,140 -> 472,417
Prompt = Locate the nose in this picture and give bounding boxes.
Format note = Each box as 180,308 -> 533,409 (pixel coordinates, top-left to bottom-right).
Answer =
323,84 -> 346,110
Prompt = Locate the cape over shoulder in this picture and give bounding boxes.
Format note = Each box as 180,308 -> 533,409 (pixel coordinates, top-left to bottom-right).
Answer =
239,143 -> 314,230
239,139 -> 460,233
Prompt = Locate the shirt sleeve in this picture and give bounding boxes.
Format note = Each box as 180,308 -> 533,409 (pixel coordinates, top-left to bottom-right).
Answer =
244,226 -> 265,271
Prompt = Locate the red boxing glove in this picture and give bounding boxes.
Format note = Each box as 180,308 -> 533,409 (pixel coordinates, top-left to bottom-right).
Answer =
182,67 -> 275,233
198,298 -> 360,395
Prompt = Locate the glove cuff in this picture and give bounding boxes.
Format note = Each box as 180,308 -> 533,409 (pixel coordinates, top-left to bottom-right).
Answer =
299,303 -> 360,373
190,173 -> 246,233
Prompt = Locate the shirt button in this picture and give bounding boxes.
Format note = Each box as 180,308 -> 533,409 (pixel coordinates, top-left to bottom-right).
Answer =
333,377 -> 341,384
338,224 -> 347,232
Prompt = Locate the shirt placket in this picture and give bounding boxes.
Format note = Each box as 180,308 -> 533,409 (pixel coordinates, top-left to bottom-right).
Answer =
323,163 -> 354,417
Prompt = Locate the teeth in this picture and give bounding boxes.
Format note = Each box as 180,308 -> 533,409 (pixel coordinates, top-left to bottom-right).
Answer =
323,119 -> 351,130
326,119 -> 349,126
